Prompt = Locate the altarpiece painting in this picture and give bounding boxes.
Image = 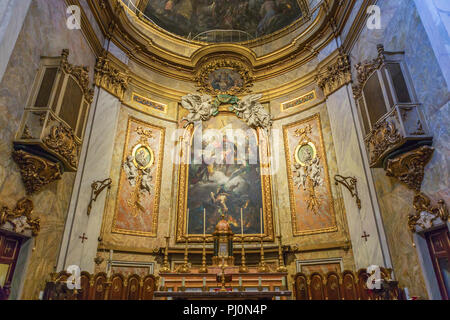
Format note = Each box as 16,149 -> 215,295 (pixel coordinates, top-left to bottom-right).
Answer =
176,112 -> 274,242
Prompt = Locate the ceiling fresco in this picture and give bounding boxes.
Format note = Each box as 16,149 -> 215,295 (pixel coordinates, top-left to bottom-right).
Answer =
143,0 -> 304,42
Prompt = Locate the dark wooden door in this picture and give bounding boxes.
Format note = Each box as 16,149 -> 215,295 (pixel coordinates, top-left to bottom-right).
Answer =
426,227 -> 450,300
0,231 -> 24,300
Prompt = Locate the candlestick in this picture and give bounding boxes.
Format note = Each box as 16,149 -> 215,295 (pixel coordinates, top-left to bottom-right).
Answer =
178,236 -> 190,273
199,235 -> 208,274
258,235 -> 270,273
276,235 -> 288,272
160,236 -> 171,273
239,236 -> 249,273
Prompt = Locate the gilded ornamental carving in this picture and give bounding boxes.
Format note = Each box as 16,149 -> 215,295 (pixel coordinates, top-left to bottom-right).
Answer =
352,44 -> 385,99
316,51 -> 352,96
0,198 -> 40,237
94,54 -> 129,101
408,193 -> 448,233
61,49 -> 94,103
12,150 -> 62,195
365,114 -> 403,167
44,124 -> 80,171
385,146 -> 434,191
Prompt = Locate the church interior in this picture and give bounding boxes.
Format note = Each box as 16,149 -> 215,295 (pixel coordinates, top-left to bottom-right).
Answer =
0,0 -> 449,301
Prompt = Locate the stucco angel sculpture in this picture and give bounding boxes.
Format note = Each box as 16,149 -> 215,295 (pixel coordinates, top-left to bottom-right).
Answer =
233,94 -> 273,131
181,94 -> 218,127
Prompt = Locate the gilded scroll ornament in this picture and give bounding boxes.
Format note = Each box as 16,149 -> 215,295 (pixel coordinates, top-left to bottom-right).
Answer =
0,198 -> 40,236
408,193 -> 448,233
316,51 -> 351,96
44,124 -> 80,170
94,54 -> 129,101
334,175 -> 361,209
60,49 -> 94,103
365,117 -> 403,167
385,146 -> 434,191
352,45 -> 385,99
12,150 -> 62,195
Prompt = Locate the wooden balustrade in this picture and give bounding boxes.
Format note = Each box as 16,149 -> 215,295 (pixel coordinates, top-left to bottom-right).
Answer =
293,268 -> 406,300
43,271 -> 157,300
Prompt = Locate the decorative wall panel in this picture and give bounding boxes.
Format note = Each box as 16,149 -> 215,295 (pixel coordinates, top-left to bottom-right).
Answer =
112,117 -> 165,237
283,113 -> 337,236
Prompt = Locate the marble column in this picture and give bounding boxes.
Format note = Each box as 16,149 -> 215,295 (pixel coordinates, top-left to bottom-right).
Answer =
0,0 -> 32,83
414,0 -> 450,89
57,88 -> 121,272
325,85 -> 393,270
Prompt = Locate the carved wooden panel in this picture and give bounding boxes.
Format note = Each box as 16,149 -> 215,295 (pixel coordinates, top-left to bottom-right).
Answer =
342,271 -> 358,300
309,273 -> 325,300
110,274 -> 125,300
141,276 -> 156,300
325,272 -> 341,300
126,275 -> 141,300
294,273 -> 309,300
93,273 -> 107,300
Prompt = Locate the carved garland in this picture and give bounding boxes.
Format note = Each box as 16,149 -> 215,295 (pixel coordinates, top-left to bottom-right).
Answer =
0,198 -> 40,236
12,150 -> 62,195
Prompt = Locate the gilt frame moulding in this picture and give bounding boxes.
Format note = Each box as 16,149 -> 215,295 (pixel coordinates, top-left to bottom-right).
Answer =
111,116 -> 165,237
175,115 -> 275,243
283,113 -> 338,236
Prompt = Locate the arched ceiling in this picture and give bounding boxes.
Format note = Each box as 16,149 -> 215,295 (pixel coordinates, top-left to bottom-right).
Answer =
87,0 -> 356,83
140,0 -> 307,43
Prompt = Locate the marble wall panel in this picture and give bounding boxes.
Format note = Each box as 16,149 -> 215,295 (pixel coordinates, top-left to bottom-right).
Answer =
0,0 -> 97,299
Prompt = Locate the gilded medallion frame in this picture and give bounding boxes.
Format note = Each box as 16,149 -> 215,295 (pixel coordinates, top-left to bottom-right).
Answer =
111,116 -> 165,237
175,111 -> 274,243
283,113 -> 337,236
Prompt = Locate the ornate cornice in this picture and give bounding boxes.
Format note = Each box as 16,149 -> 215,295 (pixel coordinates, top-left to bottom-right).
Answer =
316,50 -> 351,96
385,146 -> 435,191
408,193 -> 448,233
12,150 -> 63,195
0,198 -> 40,237
94,53 -> 130,101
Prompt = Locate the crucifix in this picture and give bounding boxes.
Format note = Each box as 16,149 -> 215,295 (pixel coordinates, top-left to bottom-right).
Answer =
361,231 -> 370,242
79,233 -> 88,244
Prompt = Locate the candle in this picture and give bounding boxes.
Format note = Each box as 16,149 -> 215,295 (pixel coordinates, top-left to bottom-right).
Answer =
260,208 -> 263,235
240,208 -> 244,236
203,208 -> 206,236
182,277 -> 185,287
161,277 -> 165,288
239,277 -> 242,287
186,208 -> 190,234
203,277 -> 206,288
258,276 -> 262,287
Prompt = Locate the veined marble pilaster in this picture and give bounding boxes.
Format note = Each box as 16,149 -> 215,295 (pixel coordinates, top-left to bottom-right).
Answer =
0,0 -> 32,82
325,85 -> 391,270
57,88 -> 121,272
